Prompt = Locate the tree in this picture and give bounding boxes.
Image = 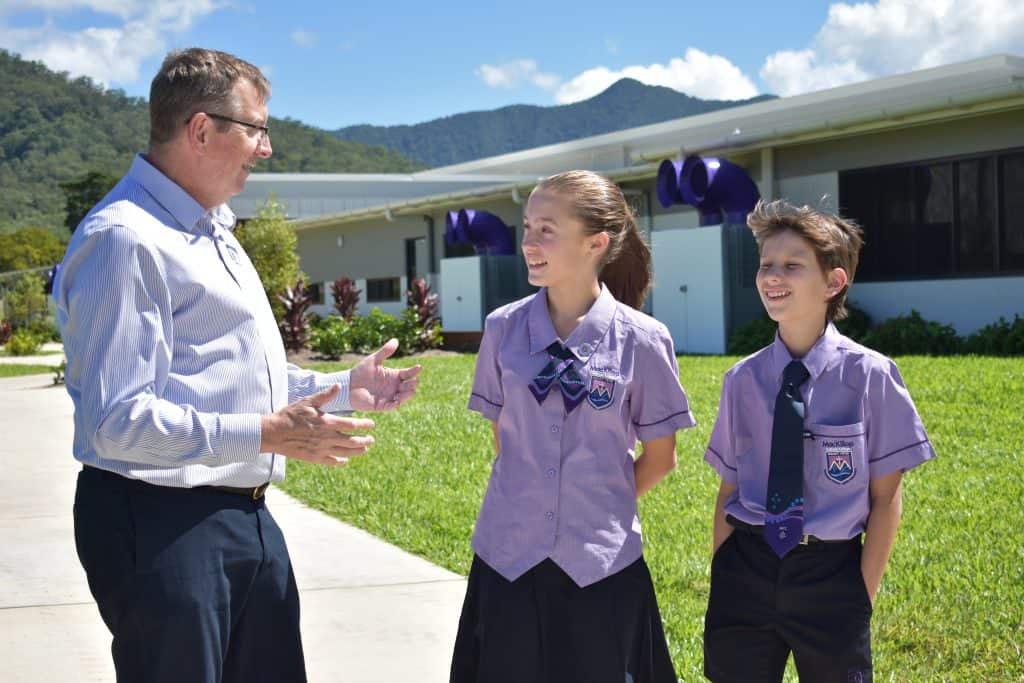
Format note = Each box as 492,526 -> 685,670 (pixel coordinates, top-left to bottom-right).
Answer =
60,171 -> 119,233
233,195 -> 301,321
2,273 -> 48,331
0,227 -> 68,273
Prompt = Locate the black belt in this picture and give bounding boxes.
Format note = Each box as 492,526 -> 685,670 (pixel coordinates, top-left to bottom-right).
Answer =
84,465 -> 270,500
726,514 -> 855,545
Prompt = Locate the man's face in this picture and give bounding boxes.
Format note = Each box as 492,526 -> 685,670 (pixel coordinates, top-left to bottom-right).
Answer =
203,78 -> 272,206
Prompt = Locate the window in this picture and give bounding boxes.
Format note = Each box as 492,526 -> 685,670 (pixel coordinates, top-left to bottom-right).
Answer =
366,277 -> 401,302
839,148 -> 1024,281
307,282 -> 324,305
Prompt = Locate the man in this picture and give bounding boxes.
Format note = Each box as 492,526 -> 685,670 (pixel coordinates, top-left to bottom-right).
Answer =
55,48 -> 421,682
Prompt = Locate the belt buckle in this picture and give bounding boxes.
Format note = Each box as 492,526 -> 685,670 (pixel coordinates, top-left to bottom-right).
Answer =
252,483 -> 269,500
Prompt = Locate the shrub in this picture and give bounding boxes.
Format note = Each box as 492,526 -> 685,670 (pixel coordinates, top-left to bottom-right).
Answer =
4,273 -> 48,331
310,316 -> 353,359
963,315 -> 1024,356
331,277 -> 361,320
0,319 -> 11,346
861,310 -> 961,356
727,303 -> 872,355
348,308 -> 409,354
406,278 -> 442,351
6,328 -> 42,356
277,279 -> 313,352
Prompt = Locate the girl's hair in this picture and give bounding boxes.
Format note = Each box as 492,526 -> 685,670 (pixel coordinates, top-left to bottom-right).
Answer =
532,170 -> 651,309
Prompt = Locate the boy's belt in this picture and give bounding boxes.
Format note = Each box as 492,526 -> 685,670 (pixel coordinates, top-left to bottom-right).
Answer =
725,515 -> 856,545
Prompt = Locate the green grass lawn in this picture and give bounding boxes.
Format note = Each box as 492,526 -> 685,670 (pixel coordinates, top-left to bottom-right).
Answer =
281,354 -> 1024,682
0,363 -> 60,378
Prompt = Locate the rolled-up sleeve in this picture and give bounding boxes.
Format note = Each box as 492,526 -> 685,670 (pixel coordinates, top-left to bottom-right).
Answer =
467,313 -> 505,421
704,371 -> 738,485
630,323 -> 696,443
866,360 -> 936,479
58,226 -> 261,467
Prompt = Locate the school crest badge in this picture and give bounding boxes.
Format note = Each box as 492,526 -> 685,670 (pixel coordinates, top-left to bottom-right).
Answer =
825,442 -> 855,484
587,375 -> 616,410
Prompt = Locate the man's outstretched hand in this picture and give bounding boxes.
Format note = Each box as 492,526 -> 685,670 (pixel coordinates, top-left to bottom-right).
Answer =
349,338 -> 422,412
261,384 -> 375,466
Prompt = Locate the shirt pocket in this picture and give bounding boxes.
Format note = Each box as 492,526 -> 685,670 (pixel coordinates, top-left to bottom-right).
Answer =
806,422 -> 867,489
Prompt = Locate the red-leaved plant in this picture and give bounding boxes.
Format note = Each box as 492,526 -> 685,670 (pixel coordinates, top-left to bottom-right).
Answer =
0,319 -> 11,346
406,277 -> 441,349
277,279 -> 313,352
331,277 -> 361,321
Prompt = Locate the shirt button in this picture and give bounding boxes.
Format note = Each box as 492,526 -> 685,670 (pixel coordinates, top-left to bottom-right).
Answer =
546,468 -> 556,478
550,425 -> 560,434
545,511 -> 555,520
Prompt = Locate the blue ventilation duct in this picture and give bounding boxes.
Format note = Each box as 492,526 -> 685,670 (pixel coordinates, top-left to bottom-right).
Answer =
657,156 -> 760,226
444,208 -> 515,255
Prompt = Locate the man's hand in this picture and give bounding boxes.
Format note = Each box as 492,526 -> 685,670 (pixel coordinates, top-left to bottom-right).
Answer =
261,385 -> 375,466
349,338 -> 422,412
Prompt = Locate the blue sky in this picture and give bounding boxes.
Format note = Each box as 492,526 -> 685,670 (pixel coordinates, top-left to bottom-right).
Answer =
1,0 -> 1022,130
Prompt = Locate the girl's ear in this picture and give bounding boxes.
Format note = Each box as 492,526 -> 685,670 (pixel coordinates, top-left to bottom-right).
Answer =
589,230 -> 610,257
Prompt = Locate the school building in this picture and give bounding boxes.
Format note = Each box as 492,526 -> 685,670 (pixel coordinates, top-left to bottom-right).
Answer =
229,54 -> 1024,353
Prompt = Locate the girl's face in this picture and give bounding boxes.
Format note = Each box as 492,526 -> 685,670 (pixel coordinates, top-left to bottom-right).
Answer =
522,189 -> 605,290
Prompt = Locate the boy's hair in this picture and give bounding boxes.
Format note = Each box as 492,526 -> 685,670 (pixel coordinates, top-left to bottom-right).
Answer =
149,48 -> 271,149
532,170 -> 651,310
747,199 -> 864,321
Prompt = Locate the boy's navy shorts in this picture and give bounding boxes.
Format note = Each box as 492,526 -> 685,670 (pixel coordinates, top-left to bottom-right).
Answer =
704,521 -> 873,683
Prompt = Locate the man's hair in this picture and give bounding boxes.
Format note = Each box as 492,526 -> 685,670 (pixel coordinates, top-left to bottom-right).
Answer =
747,199 -> 865,321
149,48 -> 270,148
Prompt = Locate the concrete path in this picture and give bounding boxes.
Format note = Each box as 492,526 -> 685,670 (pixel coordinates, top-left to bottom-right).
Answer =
0,373 -> 467,682
0,341 -> 65,366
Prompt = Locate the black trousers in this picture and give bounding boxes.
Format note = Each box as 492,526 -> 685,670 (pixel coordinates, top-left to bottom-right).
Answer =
73,466 -> 306,683
704,528 -> 873,683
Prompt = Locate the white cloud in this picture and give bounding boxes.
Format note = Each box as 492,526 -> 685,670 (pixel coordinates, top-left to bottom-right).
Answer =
555,48 -> 759,104
761,0 -> 1024,96
0,0 -> 223,87
475,59 -> 560,91
290,29 -> 317,49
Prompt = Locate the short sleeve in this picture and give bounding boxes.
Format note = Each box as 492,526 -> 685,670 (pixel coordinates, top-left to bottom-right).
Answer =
866,360 -> 936,478
704,371 -> 738,485
467,313 -> 505,421
630,323 -> 696,442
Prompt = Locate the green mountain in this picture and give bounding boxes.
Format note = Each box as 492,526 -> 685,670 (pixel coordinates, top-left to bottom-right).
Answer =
0,50 -> 422,234
333,78 -> 776,167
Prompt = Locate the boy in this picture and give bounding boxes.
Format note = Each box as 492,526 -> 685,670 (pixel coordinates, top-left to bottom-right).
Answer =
702,200 -> 935,682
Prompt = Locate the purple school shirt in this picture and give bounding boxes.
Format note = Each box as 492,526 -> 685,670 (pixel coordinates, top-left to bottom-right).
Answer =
468,285 -> 696,587
705,323 -> 935,540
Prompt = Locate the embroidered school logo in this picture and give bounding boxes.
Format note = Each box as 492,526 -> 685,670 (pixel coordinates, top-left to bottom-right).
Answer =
824,441 -> 855,484
587,375 -> 616,409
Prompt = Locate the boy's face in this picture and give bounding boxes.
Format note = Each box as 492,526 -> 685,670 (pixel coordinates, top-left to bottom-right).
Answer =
756,229 -> 844,326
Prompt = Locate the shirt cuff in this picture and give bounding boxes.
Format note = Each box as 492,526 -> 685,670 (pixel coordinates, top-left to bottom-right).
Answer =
704,448 -> 738,485
869,439 -> 936,479
634,409 -> 696,443
317,370 -> 353,413
217,412 -> 263,462
468,393 -> 502,422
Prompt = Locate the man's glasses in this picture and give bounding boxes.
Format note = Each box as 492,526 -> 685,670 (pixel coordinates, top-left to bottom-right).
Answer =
202,112 -> 270,144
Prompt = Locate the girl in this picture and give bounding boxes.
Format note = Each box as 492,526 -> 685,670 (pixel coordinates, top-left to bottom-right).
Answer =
451,170 -> 695,683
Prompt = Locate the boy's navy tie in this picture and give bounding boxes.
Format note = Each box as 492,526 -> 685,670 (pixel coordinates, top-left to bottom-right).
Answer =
529,341 -> 587,413
765,360 -> 811,557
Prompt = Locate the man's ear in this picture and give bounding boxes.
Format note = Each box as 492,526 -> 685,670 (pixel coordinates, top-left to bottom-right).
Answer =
185,113 -> 210,154
826,267 -> 849,300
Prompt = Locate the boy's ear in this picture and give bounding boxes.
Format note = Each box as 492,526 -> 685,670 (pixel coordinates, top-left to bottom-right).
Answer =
825,267 -> 849,300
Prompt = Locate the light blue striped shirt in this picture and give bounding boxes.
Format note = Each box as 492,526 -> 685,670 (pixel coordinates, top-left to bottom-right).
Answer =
55,154 -> 351,488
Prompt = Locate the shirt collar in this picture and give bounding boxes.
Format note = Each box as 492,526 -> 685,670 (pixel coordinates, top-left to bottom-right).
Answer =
527,284 -> 617,363
127,154 -> 237,235
770,321 -> 842,381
